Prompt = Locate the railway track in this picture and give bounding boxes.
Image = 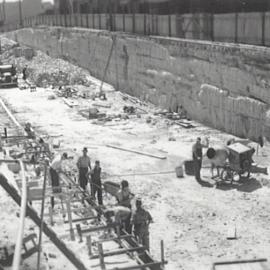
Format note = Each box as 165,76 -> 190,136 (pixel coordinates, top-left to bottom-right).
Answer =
0,96 -> 167,270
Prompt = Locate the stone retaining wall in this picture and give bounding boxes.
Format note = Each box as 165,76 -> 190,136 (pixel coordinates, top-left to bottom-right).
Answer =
6,27 -> 270,140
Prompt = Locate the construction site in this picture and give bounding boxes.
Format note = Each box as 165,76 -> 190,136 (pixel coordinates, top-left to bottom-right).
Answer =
1,3 -> 270,270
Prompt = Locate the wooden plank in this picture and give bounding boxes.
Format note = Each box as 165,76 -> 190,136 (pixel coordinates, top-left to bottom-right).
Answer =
98,243 -> 106,270
92,103 -> 111,108
93,234 -> 133,244
86,235 -> 92,256
37,165 -> 47,270
111,261 -> 166,270
76,224 -> 83,243
81,223 -> 118,234
106,144 -> 167,160
64,215 -> 98,224
49,206 -> 53,226
214,259 -> 267,267
62,98 -> 78,108
0,173 -> 88,270
160,240 -> 164,263
66,199 -> 75,241
91,246 -> 145,260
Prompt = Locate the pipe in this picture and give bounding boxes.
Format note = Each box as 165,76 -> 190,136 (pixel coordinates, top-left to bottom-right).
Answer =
12,160 -> 27,270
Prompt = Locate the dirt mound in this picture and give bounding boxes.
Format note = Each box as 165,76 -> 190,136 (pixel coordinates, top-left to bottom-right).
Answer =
0,38 -> 94,88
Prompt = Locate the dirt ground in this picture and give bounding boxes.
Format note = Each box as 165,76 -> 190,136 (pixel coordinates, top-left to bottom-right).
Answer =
1,81 -> 270,270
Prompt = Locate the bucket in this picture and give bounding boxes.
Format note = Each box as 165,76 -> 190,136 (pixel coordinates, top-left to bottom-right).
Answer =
175,165 -> 184,178
184,160 -> 195,176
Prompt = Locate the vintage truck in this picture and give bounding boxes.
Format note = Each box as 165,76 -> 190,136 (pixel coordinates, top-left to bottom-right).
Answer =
0,64 -> 17,87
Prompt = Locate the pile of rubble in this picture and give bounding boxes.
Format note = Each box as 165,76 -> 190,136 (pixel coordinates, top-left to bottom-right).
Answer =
16,51 -> 95,87
0,40 -> 95,88
0,37 -> 19,63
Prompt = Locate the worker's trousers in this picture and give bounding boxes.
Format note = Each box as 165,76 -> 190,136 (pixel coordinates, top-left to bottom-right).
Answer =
78,167 -> 88,190
193,158 -> 202,181
136,232 -> 150,251
91,182 -> 103,205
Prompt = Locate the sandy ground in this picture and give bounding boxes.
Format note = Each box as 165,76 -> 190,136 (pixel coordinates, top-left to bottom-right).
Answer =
1,85 -> 270,270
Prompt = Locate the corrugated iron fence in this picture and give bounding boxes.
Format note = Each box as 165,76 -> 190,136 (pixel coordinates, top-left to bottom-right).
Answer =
2,12 -> 270,46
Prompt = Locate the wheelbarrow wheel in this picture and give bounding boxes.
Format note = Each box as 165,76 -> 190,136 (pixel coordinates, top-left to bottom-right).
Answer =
221,168 -> 238,183
240,160 -> 251,180
221,168 -> 230,182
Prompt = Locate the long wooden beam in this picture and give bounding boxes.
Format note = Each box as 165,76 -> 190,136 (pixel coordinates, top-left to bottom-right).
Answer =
106,144 -> 167,160
77,223 -> 118,235
93,234 -> 133,244
64,215 -> 99,224
112,261 -> 167,270
90,246 -> 145,260
0,173 -> 88,270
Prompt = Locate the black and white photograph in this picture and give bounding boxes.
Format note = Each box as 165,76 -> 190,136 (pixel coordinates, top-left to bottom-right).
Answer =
0,0 -> 270,270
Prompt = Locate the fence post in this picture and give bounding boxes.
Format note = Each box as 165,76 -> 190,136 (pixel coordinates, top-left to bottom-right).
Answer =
132,2 -> 135,33
86,13 -> 89,28
99,12 -> 101,29
210,13 -> 214,41
122,9 -> 125,32
168,14 -> 171,37
262,12 -> 265,46
234,12 -> 238,43
144,13 -> 146,35
64,13 -> 67,27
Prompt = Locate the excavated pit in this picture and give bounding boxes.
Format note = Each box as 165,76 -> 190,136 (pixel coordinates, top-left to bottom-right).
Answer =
5,26 -> 270,141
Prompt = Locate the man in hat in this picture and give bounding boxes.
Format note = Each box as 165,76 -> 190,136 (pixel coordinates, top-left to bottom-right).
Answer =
50,152 -> 68,209
131,198 -> 153,251
76,147 -> 91,191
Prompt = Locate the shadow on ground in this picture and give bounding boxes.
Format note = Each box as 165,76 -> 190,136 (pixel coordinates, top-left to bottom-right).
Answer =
215,177 -> 262,193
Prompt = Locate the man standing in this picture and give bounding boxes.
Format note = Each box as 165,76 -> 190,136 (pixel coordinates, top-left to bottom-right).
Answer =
131,198 -> 153,251
76,147 -> 91,191
90,160 -> 103,205
192,137 -> 208,181
22,66 -> 27,81
50,152 -> 68,209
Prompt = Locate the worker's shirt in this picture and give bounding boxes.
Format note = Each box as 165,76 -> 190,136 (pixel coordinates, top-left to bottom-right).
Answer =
117,189 -> 132,208
51,155 -> 62,172
77,155 -> 91,169
131,208 -> 152,235
192,142 -> 202,160
111,206 -> 131,224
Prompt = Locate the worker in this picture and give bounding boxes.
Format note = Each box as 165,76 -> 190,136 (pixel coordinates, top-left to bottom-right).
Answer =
90,160 -> 103,205
22,66 -> 27,81
38,138 -> 52,158
103,205 -> 132,237
192,137 -> 208,182
49,152 -> 68,209
131,198 -> 153,251
24,123 -> 35,139
76,147 -> 91,191
116,180 -> 134,233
